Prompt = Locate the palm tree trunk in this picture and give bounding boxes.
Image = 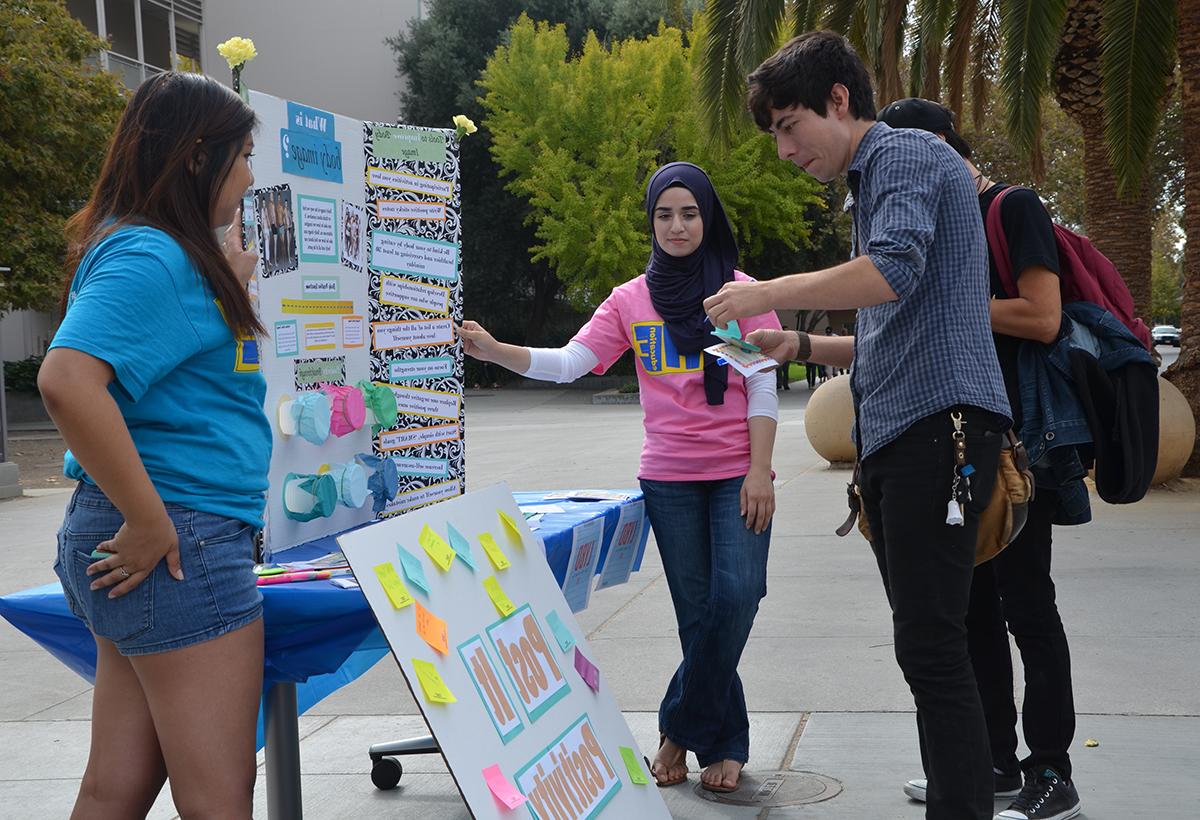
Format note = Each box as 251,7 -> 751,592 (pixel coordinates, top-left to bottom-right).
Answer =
1055,0 -> 1154,319
1164,0 -> 1200,475
1079,119 -> 1154,318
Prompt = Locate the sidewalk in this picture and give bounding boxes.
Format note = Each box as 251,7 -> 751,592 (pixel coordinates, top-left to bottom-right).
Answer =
2,386 -> 1198,818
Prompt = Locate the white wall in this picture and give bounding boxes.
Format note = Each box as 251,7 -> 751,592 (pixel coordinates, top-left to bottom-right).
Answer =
201,0 -> 423,124
0,311 -> 59,362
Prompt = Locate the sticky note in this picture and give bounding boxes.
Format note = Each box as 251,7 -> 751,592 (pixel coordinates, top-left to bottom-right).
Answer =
419,524 -> 455,572
415,600 -> 449,654
482,764 -> 528,809
619,746 -> 649,785
712,318 -> 742,341
483,576 -> 516,618
396,545 -> 430,595
374,562 -> 413,609
574,646 -> 600,691
478,533 -> 511,571
545,610 -> 575,653
446,522 -> 475,570
498,509 -> 524,546
412,657 -> 456,703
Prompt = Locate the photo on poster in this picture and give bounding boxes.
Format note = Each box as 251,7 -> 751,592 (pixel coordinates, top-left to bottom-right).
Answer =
341,201 -> 366,272
253,184 -> 298,278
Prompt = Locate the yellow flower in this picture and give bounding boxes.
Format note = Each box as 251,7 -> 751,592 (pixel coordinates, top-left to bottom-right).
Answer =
452,114 -> 478,137
217,37 -> 258,70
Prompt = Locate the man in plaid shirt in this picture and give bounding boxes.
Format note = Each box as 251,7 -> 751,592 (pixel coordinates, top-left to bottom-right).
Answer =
704,32 -> 1011,820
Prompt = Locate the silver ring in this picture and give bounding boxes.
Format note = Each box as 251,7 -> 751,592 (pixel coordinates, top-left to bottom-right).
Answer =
118,566 -> 131,579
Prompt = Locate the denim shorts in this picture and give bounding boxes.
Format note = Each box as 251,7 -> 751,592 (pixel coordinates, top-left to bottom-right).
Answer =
53,482 -> 263,656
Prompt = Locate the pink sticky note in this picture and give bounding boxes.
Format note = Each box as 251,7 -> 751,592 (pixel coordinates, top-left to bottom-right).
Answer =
574,646 -> 600,691
483,764 -> 527,809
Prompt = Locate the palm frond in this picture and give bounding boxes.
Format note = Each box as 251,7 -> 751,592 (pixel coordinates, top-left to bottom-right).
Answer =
791,0 -> 823,34
909,0 -> 955,98
998,0 -> 1069,165
824,0 -> 859,34
945,0 -> 980,122
1101,0 -> 1178,197
696,0 -> 788,149
970,0 -> 1001,133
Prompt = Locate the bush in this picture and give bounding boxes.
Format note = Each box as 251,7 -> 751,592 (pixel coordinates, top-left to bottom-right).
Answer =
617,381 -> 639,394
3,355 -> 43,394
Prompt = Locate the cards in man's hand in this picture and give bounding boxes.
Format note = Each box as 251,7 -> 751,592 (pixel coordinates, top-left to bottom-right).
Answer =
704,342 -> 777,378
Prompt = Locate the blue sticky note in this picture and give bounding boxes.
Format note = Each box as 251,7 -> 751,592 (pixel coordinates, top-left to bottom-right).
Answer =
397,545 -> 430,596
446,523 -> 475,570
545,610 -> 575,653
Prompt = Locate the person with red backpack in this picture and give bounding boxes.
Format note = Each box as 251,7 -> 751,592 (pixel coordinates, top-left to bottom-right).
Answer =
878,98 -> 1082,820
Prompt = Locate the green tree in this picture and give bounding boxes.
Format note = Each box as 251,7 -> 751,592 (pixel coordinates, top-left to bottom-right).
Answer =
479,16 -> 823,309
387,0 -> 684,351
1151,209 -> 1184,324
0,0 -> 126,313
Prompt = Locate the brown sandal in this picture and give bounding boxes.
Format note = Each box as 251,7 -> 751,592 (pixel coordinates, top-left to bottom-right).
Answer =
649,733 -> 688,787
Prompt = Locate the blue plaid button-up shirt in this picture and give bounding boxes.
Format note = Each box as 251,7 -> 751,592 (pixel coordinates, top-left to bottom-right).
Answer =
848,122 -> 1010,458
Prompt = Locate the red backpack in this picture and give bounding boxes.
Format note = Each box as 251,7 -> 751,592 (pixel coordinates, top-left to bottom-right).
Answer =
985,187 -> 1152,350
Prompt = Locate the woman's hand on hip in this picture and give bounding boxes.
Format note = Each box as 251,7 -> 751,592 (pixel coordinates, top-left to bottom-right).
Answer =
740,469 -> 775,535
87,513 -> 184,598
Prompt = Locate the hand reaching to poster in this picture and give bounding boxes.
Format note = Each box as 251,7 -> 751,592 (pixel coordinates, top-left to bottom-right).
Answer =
457,321 -> 533,375
223,208 -> 259,285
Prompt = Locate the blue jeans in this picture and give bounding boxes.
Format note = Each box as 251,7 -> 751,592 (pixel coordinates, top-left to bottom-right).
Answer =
640,475 -> 771,767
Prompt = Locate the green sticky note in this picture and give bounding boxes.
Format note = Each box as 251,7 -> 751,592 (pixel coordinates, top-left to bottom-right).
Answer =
446,522 -> 475,570
619,746 -> 649,785
545,609 -> 575,652
711,319 -> 742,342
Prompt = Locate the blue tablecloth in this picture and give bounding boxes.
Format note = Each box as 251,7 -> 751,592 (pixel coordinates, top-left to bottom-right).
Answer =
0,491 -> 648,748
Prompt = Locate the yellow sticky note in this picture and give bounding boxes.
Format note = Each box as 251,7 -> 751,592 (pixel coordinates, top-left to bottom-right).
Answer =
419,524 -> 455,572
374,562 -> 414,609
483,575 -> 516,618
478,532 -> 511,571
415,600 -> 449,654
498,509 -> 524,546
412,657 -> 456,704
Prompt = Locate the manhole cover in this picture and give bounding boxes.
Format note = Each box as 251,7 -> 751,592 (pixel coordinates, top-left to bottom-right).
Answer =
695,770 -> 843,807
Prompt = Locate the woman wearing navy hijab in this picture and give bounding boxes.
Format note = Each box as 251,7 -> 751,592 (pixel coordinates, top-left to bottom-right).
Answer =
460,162 -> 781,792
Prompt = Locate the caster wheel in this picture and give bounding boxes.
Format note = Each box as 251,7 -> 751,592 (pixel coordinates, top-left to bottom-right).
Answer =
371,757 -> 403,790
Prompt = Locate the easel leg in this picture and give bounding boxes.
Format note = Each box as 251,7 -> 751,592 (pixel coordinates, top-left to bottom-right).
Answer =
265,681 -> 303,819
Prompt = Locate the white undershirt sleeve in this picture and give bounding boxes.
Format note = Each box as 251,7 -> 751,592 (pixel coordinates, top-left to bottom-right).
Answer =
744,369 -> 779,421
523,340 -> 601,384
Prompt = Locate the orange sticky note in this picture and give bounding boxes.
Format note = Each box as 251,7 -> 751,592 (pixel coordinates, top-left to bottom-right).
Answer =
498,509 -> 524,546
374,562 -> 414,609
419,524 -> 456,572
483,575 -> 516,618
478,532 -> 511,571
415,600 -> 449,654
412,657 -> 456,704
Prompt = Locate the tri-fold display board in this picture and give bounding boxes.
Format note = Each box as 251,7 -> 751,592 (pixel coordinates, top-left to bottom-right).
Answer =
338,484 -> 670,819
242,91 -> 465,555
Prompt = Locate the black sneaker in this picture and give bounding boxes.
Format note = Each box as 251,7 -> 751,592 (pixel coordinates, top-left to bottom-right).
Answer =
902,769 -> 1023,803
995,768 -> 1081,820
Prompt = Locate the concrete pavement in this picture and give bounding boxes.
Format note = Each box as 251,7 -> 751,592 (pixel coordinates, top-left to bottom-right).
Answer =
2,385 -> 1198,818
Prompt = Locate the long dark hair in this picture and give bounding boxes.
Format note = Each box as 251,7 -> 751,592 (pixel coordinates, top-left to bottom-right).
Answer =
64,72 -> 263,336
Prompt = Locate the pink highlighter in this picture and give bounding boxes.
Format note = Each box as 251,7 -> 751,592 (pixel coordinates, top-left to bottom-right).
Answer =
256,570 -> 333,586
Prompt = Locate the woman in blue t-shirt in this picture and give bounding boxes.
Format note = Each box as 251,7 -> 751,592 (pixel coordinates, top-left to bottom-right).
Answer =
39,72 -> 270,818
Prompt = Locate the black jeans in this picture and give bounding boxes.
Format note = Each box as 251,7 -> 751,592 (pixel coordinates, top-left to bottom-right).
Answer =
967,488 -> 1076,779
860,407 -> 1004,820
